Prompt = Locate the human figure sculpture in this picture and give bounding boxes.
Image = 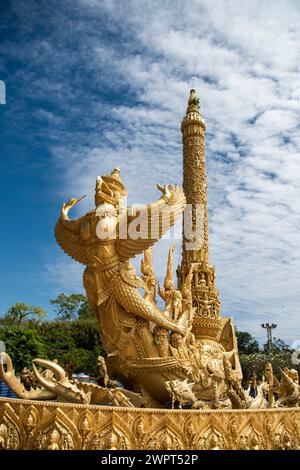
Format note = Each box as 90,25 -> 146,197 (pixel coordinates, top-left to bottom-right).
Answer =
141,248 -> 157,305
97,355 -> 110,387
46,429 -> 60,451
158,244 -> 176,318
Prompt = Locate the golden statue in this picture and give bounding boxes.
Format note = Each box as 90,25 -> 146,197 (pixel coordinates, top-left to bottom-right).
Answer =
0,352 -> 141,406
2,90 -> 298,413
0,91 -> 246,409
275,367 -> 300,408
52,167 -> 242,407
56,170 -> 186,354
0,89 -> 300,450
54,169 -> 199,404
141,248 -> 156,305
165,379 -> 203,409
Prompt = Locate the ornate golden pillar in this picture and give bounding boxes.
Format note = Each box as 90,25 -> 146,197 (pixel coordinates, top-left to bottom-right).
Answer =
178,90 -> 237,351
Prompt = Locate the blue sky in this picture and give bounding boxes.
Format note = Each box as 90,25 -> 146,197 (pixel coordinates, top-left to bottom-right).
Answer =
0,0 -> 300,344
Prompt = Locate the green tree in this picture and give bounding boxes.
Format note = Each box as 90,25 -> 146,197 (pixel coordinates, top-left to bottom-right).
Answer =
4,302 -> 46,326
0,294 -> 102,376
236,330 -> 260,354
77,299 -> 94,320
0,326 -> 45,371
50,293 -> 94,321
35,319 -> 103,376
263,337 -> 291,354
240,350 -> 300,385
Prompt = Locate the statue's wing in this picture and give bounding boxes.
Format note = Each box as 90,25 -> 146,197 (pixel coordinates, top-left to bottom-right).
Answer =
116,186 -> 186,262
55,218 -> 90,265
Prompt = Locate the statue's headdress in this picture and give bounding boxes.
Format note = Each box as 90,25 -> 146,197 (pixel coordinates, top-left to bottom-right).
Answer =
95,167 -> 127,207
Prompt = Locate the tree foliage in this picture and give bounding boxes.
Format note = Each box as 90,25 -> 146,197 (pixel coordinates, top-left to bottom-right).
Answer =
236,329 -> 299,384
0,319 -> 104,376
236,330 -> 260,354
4,302 -> 46,326
0,295 -> 101,376
263,337 -> 291,354
50,293 -> 94,321
240,351 -> 300,384
0,326 -> 45,371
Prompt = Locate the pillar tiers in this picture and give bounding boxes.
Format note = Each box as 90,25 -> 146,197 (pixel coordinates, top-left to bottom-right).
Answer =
178,89 -> 221,331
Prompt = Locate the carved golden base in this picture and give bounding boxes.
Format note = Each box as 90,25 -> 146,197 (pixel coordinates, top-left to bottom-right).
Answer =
0,397 -> 299,450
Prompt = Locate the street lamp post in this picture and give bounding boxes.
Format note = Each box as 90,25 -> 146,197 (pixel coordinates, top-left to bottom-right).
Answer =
261,323 -> 277,354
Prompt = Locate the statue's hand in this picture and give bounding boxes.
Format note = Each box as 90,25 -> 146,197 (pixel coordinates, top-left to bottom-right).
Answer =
61,194 -> 86,218
174,324 -> 187,336
157,184 -> 177,204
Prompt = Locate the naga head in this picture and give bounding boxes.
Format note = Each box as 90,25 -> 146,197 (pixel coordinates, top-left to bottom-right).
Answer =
32,359 -> 90,404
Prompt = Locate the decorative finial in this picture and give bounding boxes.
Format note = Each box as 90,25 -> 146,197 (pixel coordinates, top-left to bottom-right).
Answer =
184,88 -> 200,117
112,166 -> 120,175
188,88 -> 200,108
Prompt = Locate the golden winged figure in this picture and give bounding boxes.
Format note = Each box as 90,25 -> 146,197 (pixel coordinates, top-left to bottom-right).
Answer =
55,168 -> 186,363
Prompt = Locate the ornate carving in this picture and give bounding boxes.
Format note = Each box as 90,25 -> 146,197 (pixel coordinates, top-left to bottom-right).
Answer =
0,397 -> 299,450
179,89 -> 240,379
180,90 -> 219,321
0,403 -> 20,450
0,89 -> 299,450
30,408 -> 80,450
0,353 -> 142,407
275,367 -> 300,408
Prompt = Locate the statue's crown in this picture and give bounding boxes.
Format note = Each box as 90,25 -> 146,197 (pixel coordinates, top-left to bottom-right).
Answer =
95,167 -> 127,207
101,167 -> 127,196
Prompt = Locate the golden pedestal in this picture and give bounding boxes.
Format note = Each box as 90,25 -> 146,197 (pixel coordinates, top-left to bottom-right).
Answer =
0,397 -> 299,450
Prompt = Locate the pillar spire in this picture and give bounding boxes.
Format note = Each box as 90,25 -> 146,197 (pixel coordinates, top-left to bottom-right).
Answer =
181,88 -> 208,264
178,88 -> 221,329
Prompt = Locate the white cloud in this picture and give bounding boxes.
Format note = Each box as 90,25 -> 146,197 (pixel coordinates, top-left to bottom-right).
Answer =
42,257 -> 84,295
